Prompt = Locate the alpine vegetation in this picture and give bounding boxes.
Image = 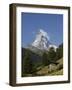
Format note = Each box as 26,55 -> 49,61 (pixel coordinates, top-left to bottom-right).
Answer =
22,29 -> 63,77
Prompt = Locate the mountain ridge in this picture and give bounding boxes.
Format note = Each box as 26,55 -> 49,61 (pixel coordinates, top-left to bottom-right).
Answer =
28,29 -> 57,52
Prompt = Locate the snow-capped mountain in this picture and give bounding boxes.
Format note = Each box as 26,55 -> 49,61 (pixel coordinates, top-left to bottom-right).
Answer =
31,29 -> 57,51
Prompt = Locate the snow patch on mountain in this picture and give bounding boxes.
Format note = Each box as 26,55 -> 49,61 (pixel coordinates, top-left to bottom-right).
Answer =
48,44 -> 57,51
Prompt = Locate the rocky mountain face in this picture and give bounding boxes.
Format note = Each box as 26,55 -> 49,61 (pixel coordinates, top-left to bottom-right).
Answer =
28,29 -> 57,53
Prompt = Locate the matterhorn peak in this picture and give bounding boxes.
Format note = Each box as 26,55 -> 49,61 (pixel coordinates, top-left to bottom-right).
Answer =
32,29 -> 50,50
31,29 -> 57,51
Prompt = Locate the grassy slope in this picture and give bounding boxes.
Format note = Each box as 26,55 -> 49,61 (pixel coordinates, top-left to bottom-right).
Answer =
36,58 -> 63,76
22,58 -> 63,77
48,69 -> 63,75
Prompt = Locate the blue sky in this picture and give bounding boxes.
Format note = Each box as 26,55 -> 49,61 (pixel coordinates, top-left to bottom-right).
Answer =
21,12 -> 63,47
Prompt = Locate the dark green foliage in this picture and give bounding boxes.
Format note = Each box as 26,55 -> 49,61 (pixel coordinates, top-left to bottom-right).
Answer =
22,48 -> 42,64
22,43 -> 63,77
42,44 -> 63,66
22,48 -> 40,76
48,47 -> 56,61
42,47 -> 56,66
42,52 -> 48,66
59,43 -> 63,57
55,43 -> 63,60
22,50 -> 33,75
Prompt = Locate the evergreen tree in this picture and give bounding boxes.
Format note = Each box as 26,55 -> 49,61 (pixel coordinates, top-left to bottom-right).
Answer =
59,43 -> 63,58
42,52 -> 48,66
55,43 -> 63,60
22,50 -> 33,75
48,47 -> 56,61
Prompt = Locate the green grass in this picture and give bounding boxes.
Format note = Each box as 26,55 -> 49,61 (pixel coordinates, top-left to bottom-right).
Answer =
22,58 -> 63,77
48,69 -> 63,75
35,58 -> 63,76
36,66 -> 48,75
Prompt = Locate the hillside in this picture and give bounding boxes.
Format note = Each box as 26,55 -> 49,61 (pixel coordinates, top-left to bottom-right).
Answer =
36,58 -> 63,76
22,42 -> 63,77
22,49 -> 63,77
22,47 -> 42,64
